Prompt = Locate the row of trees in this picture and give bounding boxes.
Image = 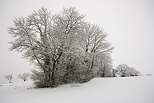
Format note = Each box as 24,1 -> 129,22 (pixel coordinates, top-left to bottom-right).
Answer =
8,7 -> 140,87
5,64 -> 140,83
5,73 -> 30,83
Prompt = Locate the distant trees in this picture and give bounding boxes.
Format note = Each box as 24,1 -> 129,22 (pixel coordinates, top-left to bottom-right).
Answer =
5,73 -> 13,83
9,7 -> 113,87
115,64 -> 140,77
18,73 -> 30,82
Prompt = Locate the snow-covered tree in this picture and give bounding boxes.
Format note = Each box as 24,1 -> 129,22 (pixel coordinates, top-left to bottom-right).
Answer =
5,73 -> 13,83
9,7 -> 113,87
111,69 -> 118,77
80,23 -> 113,77
95,52 -> 113,77
116,64 -> 140,77
18,72 -> 30,82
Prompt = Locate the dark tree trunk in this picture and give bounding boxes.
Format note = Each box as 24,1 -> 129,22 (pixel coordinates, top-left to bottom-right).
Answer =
51,60 -> 56,87
102,64 -> 106,77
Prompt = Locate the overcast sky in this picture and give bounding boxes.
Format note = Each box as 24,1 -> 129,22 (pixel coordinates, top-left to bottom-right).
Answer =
0,0 -> 154,83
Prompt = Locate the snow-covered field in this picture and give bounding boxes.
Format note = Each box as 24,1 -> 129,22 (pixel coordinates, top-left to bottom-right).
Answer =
0,76 -> 154,103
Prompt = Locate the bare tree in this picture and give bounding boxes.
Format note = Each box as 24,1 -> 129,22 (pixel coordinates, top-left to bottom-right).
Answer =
5,73 -> 13,83
18,73 -> 30,82
8,7 -> 113,87
9,7 -> 85,87
80,23 -> 113,77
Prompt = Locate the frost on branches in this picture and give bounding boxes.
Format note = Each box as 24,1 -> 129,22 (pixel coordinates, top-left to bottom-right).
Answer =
8,7 -> 113,87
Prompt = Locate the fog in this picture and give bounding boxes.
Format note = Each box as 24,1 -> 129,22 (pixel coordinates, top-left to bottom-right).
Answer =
0,0 -> 154,83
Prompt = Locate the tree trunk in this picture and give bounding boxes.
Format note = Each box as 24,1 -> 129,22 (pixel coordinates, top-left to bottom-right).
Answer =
102,64 -> 106,77
51,60 -> 56,87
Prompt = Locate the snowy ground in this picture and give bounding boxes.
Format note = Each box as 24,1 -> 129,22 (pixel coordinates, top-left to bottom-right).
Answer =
0,76 -> 154,103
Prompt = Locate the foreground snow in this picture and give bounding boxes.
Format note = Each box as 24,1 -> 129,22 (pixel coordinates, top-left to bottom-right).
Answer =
0,76 -> 154,103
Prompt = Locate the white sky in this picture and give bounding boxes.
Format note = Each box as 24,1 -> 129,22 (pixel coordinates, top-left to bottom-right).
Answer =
0,0 -> 154,83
